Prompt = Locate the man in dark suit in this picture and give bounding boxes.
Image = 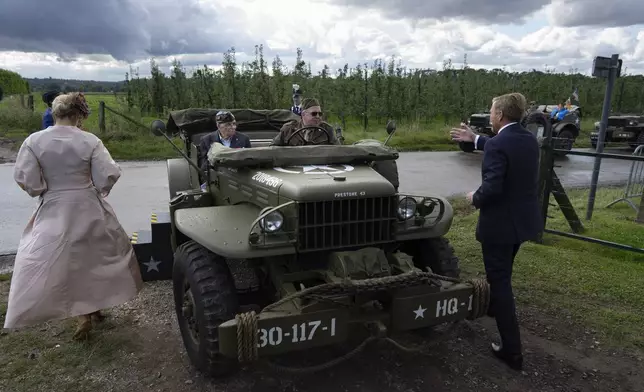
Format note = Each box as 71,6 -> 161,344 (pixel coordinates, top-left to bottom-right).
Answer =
198,110 -> 251,173
449,92 -> 543,371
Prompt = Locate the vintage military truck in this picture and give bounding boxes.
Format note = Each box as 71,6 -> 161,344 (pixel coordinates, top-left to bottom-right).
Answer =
458,103 -> 581,155
129,108 -> 490,377
590,113 -> 644,150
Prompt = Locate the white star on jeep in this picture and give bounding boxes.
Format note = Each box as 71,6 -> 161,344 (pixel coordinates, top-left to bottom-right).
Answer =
143,257 -> 161,272
413,305 -> 427,320
302,165 -> 333,172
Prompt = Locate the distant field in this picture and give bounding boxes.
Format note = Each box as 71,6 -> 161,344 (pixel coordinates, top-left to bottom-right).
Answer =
1,92 -> 602,160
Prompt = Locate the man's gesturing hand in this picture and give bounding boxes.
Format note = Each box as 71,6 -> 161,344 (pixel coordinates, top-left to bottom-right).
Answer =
450,123 -> 476,143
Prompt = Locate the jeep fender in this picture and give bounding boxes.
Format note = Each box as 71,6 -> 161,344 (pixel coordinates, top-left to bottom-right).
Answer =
167,158 -> 200,199
174,204 -> 297,259
395,195 -> 454,241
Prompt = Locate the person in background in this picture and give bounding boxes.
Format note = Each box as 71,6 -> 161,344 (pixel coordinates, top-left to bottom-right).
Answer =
198,111 -> 251,189
555,101 -> 570,121
449,92 -> 542,371
291,84 -> 303,116
4,92 -> 143,340
41,90 -> 61,128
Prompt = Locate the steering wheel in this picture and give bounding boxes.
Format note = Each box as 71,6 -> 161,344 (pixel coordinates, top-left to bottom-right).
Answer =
284,126 -> 332,146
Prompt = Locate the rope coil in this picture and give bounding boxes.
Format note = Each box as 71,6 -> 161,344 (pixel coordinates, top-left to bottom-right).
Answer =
235,311 -> 258,363
233,271 -> 490,367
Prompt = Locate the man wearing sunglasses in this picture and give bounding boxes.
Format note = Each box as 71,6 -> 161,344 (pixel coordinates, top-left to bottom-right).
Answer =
271,98 -> 340,146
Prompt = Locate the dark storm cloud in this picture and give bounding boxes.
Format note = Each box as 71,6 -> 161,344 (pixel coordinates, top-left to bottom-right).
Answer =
0,0 -> 252,62
547,0 -> 644,27
322,0 -> 551,24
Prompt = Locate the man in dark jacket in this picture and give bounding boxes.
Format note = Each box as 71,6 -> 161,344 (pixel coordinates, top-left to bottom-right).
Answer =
272,98 -> 339,146
291,84 -> 303,116
41,90 -> 61,128
449,92 -> 543,371
198,110 -> 251,173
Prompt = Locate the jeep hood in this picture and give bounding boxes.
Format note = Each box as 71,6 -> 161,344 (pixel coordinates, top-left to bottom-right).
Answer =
250,165 -> 395,202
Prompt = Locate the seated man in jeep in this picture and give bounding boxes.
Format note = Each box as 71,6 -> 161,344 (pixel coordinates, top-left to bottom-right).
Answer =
271,98 -> 340,146
198,111 -> 251,172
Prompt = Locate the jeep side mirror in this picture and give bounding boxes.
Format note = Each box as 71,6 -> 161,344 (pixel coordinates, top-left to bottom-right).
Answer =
386,120 -> 396,135
151,119 -> 166,137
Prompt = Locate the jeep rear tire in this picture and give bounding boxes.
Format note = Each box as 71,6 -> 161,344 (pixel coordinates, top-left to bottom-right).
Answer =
555,129 -> 575,156
173,240 -> 239,378
458,141 -> 476,153
522,110 -> 551,139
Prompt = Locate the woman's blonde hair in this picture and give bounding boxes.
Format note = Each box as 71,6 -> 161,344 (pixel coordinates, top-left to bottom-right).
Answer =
51,92 -> 90,121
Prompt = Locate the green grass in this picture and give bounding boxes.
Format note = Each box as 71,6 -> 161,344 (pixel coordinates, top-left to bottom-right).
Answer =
0,318 -> 141,392
1,93 -> 602,160
446,187 -> 644,350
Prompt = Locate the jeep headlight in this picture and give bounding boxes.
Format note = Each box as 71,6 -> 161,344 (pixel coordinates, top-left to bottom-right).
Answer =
258,210 -> 284,233
397,197 -> 417,220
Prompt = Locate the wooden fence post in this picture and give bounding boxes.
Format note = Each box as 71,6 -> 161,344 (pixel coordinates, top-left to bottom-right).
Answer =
637,192 -> 644,224
20,94 -> 25,108
27,94 -> 34,111
98,101 -> 106,133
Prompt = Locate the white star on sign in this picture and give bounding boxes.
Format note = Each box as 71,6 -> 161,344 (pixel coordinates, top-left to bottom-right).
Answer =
413,305 -> 427,320
143,257 -> 161,272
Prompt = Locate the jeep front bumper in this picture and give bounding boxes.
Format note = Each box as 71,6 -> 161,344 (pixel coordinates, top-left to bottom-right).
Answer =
217,277 -> 487,359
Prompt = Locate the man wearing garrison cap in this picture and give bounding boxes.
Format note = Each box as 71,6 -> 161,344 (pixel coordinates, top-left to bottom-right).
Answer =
198,110 -> 251,173
272,98 -> 340,146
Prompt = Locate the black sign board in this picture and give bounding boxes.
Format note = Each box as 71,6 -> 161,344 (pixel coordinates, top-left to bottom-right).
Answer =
592,56 -> 622,78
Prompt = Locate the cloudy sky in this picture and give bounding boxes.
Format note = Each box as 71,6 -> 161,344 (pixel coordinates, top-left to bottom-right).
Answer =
0,0 -> 643,81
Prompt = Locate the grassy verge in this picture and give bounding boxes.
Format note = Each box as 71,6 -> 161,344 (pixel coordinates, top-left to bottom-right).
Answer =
0,270 -> 142,392
0,188 -> 642,389
446,187 -> 644,350
1,94 -> 603,160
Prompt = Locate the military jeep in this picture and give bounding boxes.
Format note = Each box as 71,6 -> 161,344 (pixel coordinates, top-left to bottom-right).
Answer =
129,108 -> 490,377
590,113 -> 644,150
458,103 -> 580,155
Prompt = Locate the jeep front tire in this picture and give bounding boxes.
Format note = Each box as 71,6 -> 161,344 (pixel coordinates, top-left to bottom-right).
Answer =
172,240 -> 239,378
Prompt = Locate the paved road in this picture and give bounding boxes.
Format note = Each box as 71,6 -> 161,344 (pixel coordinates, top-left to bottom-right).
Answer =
0,148 -> 636,254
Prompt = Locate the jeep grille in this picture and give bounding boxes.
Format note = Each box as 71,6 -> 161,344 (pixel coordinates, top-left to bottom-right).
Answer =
297,196 -> 397,252
607,118 -> 629,128
469,117 -> 489,128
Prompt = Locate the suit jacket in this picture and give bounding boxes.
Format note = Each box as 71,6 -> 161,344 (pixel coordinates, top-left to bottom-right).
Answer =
198,131 -> 251,172
473,123 -> 543,244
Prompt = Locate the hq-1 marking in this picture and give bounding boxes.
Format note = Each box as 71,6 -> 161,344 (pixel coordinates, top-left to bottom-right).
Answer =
413,295 -> 474,320
256,318 -> 337,348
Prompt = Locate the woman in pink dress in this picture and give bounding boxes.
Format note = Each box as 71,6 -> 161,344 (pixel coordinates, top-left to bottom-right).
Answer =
3,92 -> 143,340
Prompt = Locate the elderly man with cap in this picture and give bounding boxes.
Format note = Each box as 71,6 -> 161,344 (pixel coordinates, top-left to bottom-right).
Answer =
41,90 -> 61,128
272,98 -> 340,146
198,110 -> 251,173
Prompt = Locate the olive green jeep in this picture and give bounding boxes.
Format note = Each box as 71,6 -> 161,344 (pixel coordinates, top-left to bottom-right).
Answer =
129,108 -> 490,377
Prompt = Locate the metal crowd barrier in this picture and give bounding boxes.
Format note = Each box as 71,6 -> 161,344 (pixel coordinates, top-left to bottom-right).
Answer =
605,145 -> 644,212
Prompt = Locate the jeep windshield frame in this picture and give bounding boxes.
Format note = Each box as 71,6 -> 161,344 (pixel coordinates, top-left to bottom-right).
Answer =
207,144 -> 399,169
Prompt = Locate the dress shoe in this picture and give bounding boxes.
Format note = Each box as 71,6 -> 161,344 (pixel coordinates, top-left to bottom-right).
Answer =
491,342 -> 523,371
